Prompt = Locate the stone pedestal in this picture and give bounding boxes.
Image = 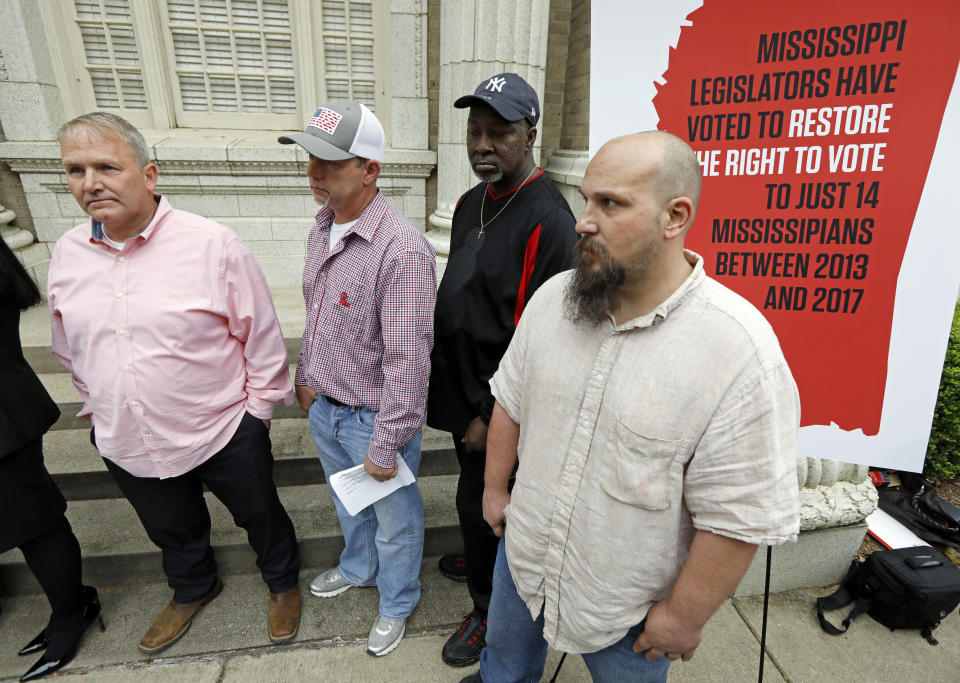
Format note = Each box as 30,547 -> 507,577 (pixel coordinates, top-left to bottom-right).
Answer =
734,522 -> 868,597
734,457 -> 878,597
427,0 -> 551,259
1,202 -> 53,293
1,203 -> 30,248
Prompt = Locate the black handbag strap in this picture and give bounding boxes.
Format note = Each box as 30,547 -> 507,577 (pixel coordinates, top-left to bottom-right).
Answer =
816,561 -> 869,635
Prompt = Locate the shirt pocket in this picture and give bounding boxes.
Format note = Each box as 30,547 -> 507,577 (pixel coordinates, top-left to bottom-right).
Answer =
321,278 -> 370,340
600,417 -> 686,510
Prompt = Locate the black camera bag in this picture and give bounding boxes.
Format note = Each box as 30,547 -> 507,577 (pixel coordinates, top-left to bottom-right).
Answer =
816,546 -> 960,645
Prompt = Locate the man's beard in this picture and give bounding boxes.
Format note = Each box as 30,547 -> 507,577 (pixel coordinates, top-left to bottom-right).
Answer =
472,164 -> 503,184
563,237 -> 625,326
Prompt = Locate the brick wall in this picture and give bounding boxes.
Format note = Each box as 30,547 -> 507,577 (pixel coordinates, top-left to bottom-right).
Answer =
541,0 -> 572,165
560,0 -> 590,151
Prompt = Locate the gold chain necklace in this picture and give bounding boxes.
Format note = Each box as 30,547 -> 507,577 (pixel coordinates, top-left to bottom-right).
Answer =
478,166 -> 539,239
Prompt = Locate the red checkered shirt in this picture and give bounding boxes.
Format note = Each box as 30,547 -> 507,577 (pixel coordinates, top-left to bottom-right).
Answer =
296,192 -> 436,468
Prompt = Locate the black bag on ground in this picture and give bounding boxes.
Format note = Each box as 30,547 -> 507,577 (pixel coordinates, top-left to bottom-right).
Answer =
816,546 -> 960,645
877,473 -> 960,551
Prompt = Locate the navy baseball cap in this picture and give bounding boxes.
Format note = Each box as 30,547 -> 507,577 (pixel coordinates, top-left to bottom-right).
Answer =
454,73 -> 540,127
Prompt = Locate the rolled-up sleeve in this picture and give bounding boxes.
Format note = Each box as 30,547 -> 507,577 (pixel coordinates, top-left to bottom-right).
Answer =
222,237 -> 294,419
368,248 -> 436,468
684,355 -> 801,545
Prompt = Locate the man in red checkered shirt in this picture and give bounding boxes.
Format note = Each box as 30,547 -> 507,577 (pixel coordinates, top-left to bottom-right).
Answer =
279,101 -> 436,657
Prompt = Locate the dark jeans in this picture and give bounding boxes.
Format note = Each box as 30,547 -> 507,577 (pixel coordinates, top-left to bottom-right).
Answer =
101,412 -> 300,603
453,435 -> 505,616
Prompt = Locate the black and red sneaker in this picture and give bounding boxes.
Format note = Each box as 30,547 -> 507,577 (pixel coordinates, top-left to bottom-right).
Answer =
438,553 -> 469,582
442,610 -> 487,667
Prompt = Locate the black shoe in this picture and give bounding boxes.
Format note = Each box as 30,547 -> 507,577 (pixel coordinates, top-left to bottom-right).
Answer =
442,610 -> 487,667
439,553 -> 468,582
459,673 -> 482,683
17,631 -> 48,658
21,586 -> 105,682
18,586 -> 99,657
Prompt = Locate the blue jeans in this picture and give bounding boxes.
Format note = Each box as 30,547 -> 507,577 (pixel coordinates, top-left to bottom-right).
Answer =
308,395 -> 424,619
480,539 -> 670,683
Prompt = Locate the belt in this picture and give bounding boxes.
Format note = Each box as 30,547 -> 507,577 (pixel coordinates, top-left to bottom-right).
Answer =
324,395 -> 348,408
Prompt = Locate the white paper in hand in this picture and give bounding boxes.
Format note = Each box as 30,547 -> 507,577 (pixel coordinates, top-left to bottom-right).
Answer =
328,458 -> 416,517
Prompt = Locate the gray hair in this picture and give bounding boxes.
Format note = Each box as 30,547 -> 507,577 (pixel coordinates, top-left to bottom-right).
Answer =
58,112 -> 152,168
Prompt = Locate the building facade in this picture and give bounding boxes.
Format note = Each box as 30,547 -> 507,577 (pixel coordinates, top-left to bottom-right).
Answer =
0,0 -> 590,288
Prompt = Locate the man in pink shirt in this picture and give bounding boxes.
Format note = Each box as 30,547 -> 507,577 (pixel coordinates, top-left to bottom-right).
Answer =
48,112 -> 301,654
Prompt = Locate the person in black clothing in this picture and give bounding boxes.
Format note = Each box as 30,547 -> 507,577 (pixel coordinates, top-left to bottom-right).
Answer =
0,236 -> 103,681
428,73 -> 579,667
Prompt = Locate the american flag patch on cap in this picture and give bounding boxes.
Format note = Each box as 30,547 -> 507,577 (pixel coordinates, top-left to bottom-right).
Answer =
309,108 -> 342,135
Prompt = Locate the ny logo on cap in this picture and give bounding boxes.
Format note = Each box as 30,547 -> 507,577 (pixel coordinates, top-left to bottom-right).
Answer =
309,108 -> 342,135
485,76 -> 506,93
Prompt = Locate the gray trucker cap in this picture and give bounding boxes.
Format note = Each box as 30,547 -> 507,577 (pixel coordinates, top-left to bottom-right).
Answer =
278,101 -> 385,162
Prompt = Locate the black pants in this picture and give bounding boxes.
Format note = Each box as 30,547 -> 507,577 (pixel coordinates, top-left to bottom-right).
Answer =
453,435 -> 503,616
102,412 -> 300,603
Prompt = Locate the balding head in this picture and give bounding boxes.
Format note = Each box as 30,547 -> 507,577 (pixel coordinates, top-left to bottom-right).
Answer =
599,131 -> 701,222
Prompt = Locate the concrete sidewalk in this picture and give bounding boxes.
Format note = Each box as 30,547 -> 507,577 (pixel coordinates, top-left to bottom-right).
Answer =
3,561 -> 960,682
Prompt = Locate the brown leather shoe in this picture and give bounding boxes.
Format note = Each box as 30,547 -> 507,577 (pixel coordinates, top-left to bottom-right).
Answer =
138,577 -> 223,654
268,586 -> 302,643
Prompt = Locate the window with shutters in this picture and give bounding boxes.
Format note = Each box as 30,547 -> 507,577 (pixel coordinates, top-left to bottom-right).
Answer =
53,0 -> 387,131
73,0 -> 148,112
162,0 -> 299,127
320,1 -> 376,110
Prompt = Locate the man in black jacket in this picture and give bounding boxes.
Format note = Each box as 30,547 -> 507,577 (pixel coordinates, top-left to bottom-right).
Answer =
428,72 -> 578,667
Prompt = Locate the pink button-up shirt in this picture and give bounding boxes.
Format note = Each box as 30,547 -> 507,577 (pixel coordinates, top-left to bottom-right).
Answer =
48,195 -> 293,479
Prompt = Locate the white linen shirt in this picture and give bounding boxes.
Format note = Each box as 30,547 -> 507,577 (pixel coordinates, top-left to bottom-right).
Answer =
489,251 -> 801,653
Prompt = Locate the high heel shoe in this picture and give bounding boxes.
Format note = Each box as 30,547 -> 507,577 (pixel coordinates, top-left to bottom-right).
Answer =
16,631 -> 48,658
20,586 -> 105,682
17,586 -> 100,657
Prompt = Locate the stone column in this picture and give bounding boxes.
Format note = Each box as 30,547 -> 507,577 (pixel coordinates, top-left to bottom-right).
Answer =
0,0 -> 66,142
427,0 -> 551,261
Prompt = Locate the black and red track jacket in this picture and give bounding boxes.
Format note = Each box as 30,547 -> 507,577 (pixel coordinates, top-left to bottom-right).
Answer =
427,169 -> 578,435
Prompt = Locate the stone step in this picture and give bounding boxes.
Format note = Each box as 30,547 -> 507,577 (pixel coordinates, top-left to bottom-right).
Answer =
42,421 -> 457,500
0,476 -> 462,596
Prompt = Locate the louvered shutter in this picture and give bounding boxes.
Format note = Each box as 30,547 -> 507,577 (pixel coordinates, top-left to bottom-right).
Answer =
321,0 -> 376,111
164,0 -> 296,115
74,0 -> 148,110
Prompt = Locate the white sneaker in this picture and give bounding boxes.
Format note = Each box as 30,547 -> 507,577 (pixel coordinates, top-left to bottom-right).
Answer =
366,615 -> 406,656
309,568 -> 355,598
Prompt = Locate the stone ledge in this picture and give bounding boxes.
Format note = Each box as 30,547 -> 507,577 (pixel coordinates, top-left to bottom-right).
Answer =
0,132 -> 436,179
734,522 -> 867,597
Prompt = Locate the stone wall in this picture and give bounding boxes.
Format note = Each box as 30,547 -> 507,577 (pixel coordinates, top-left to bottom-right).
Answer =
0,0 -> 435,290
0,137 -> 433,288
0,115 -> 51,292
0,120 -> 34,240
